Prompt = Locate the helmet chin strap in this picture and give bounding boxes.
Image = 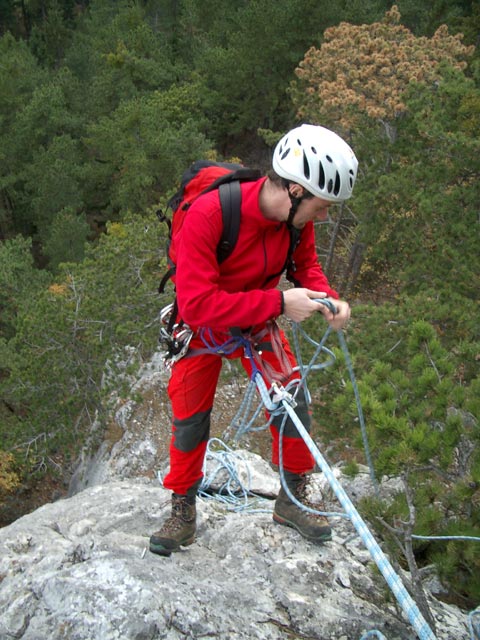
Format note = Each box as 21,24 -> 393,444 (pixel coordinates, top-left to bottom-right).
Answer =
283,179 -> 302,227
287,194 -> 301,227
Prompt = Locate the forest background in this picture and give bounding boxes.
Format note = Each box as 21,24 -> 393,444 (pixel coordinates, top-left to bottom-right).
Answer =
0,0 -> 479,611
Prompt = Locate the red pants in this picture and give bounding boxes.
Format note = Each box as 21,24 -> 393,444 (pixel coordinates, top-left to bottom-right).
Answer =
162,327 -> 315,495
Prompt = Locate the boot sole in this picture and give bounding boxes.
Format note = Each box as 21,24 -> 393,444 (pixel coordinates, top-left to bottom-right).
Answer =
273,513 -> 332,543
149,535 -> 195,557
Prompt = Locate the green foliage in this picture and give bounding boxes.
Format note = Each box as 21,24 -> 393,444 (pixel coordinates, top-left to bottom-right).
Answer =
395,0 -> 476,36
0,451 -> 20,506
1,2 -> 215,259
353,66 -> 480,300
0,236 -> 50,340
83,83 -> 212,215
3,69 -> 86,241
190,0 -> 379,140
2,0 -> 478,265
305,292 -> 479,603
0,213 -> 165,474
342,460 -> 360,477
29,0 -> 72,67
0,33 -> 47,118
11,71 -> 82,158
432,532 -> 480,603
42,207 -> 91,269
22,133 -> 87,243
0,1 -> 17,35
64,0 -> 180,117
0,33 -> 48,238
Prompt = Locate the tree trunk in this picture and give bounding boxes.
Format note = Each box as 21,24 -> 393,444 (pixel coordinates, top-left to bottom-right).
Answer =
324,202 -> 344,278
342,241 -> 365,296
0,192 -> 15,241
19,0 -> 31,38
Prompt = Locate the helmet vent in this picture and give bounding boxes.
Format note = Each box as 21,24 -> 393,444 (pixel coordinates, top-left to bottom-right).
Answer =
303,152 -> 311,179
327,179 -> 333,193
326,155 -> 333,163
311,146 -> 317,154
281,148 -> 290,160
318,161 -> 325,189
334,171 -> 341,196
297,138 -> 303,146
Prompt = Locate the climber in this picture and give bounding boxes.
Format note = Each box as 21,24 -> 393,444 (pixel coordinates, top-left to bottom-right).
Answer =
150,124 -> 358,556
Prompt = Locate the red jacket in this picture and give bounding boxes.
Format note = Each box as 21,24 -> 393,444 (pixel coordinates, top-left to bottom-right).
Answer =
175,177 -> 338,332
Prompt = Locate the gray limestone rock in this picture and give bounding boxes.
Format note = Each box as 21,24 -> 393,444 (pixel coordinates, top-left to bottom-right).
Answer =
2,350 -> 472,640
0,476 -> 471,640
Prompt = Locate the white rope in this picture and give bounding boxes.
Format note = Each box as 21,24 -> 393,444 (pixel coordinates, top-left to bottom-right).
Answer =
198,438 -> 272,513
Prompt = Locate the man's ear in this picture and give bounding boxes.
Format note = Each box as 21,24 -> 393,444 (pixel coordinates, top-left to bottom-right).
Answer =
288,183 -> 304,198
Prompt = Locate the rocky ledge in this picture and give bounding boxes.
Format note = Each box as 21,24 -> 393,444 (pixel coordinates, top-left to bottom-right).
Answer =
0,458 -> 471,640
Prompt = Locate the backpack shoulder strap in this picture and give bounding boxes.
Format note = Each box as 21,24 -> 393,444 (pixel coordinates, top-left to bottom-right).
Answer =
215,169 -> 261,263
217,181 -> 242,263
217,177 -> 301,273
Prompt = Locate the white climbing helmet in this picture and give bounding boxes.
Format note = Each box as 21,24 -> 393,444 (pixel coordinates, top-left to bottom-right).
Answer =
272,124 -> 358,202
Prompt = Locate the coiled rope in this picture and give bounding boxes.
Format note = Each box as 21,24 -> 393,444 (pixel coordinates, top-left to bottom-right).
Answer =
198,437 -> 272,513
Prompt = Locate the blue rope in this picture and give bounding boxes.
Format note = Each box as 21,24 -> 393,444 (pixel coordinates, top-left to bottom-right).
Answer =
291,319 -> 378,491
275,393 -> 348,520
412,534 -> 480,542
294,300 -> 378,490
468,608 -> 480,640
198,327 -> 245,356
336,329 -> 378,490
292,322 -> 480,544
277,394 -> 437,640
223,379 -> 266,441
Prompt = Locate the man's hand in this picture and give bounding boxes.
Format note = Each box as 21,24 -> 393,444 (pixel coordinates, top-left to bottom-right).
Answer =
283,288 -> 327,322
283,288 -> 350,329
318,298 -> 350,331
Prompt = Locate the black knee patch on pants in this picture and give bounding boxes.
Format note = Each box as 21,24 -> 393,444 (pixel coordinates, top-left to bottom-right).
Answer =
172,409 -> 211,452
271,387 -> 311,437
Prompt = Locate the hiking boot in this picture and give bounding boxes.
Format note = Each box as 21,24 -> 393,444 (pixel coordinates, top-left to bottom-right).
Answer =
149,493 -> 196,556
273,473 -> 332,543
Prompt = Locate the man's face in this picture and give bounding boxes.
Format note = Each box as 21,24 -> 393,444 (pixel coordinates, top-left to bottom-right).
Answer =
291,194 -> 333,229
